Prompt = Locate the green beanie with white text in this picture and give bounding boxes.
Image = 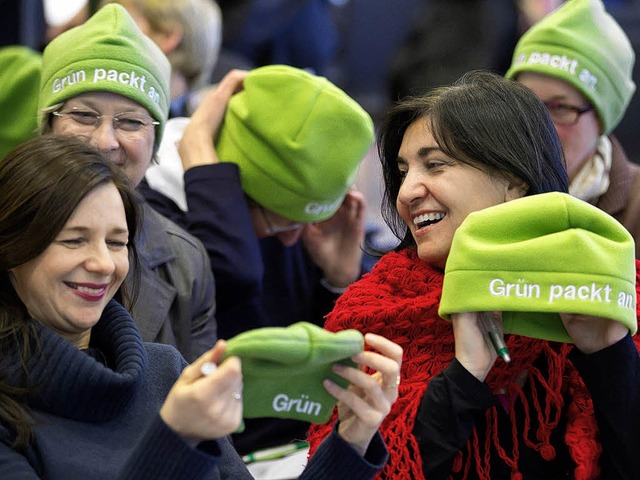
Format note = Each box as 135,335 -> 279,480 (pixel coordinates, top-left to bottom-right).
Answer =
221,322 -> 364,423
439,192 -> 637,342
38,4 -> 170,148
216,65 -> 374,223
506,0 -> 635,134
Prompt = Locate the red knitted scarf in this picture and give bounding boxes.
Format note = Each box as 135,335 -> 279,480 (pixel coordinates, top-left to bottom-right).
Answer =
307,249 -> 640,479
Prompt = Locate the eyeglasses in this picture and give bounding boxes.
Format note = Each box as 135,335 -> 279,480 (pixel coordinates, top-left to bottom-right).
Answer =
259,206 -> 304,235
543,101 -> 594,126
52,107 -> 159,134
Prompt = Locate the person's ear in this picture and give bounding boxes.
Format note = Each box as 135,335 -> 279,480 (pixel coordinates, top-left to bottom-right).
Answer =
504,177 -> 528,202
154,25 -> 183,54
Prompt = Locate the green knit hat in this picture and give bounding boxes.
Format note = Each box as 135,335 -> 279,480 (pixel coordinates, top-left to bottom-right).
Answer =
0,46 -> 42,160
38,4 -> 170,148
505,0 -> 635,134
221,322 -> 364,423
439,192 -> 636,343
216,65 -> 374,223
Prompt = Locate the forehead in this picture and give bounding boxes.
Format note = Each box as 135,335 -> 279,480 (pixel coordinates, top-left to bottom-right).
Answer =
516,71 -> 588,104
64,91 -> 150,114
399,117 -> 436,153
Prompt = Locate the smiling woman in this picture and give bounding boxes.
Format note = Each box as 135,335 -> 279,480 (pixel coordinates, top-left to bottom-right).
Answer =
0,136 -> 402,480
307,71 -> 640,479
0,134 -> 140,443
9,182 -> 131,348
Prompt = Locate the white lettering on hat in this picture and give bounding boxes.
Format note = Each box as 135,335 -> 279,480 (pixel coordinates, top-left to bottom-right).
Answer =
618,291 -> 635,310
548,283 -> 612,303
489,278 -> 541,299
516,52 -> 599,92
489,278 -> 635,312
51,68 -> 161,105
52,70 -> 87,93
526,52 -> 578,75
93,68 -> 148,91
272,393 -> 322,416
578,68 -> 598,92
305,198 -> 342,217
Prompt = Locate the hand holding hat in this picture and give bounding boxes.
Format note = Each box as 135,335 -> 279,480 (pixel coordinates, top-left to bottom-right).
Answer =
219,322 -> 403,457
439,192 -> 637,347
220,322 -> 365,424
327,332 -> 403,456
160,340 -> 244,445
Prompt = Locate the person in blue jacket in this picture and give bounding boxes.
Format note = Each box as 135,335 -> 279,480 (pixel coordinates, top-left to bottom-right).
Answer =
0,134 -> 402,479
143,65 -> 376,455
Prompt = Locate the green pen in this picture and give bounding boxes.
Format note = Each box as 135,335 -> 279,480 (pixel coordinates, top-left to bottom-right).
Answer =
478,312 -> 511,363
242,441 -> 309,464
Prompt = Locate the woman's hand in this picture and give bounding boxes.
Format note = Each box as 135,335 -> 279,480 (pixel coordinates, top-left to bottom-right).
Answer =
561,313 -> 629,354
451,311 -> 499,381
160,340 -> 243,445
324,333 -> 403,456
178,69 -> 249,171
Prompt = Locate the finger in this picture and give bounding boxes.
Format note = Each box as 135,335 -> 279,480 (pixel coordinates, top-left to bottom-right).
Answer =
325,371 -> 389,425
180,340 -> 230,383
346,354 -> 400,406
202,69 -> 248,108
198,356 -> 244,399
191,70 -> 249,127
363,333 -> 404,364
323,378 -> 372,414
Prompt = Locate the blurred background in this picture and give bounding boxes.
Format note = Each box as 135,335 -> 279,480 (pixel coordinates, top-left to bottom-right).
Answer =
2,0 -> 639,248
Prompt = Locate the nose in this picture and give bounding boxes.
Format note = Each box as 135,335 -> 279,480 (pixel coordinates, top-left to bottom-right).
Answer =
397,171 -> 427,207
89,119 -> 119,152
277,227 -> 304,247
84,243 -> 116,276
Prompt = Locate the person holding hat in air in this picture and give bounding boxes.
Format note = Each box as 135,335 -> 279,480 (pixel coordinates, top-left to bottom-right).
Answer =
37,3 -> 216,362
306,70 -> 640,479
141,63 -> 375,455
506,0 -> 640,257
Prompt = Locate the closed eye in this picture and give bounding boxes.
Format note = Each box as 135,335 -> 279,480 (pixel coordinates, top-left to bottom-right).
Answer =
107,240 -> 128,250
58,238 -> 86,247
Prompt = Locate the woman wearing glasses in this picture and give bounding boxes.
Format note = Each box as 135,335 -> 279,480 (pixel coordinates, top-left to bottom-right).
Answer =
38,4 -> 217,365
506,0 -> 640,256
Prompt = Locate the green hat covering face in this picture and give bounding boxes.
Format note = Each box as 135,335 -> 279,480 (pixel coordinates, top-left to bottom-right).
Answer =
0,46 -> 42,160
221,322 -> 364,423
505,0 -> 635,134
439,192 -> 637,343
38,4 -> 170,148
216,65 -> 375,223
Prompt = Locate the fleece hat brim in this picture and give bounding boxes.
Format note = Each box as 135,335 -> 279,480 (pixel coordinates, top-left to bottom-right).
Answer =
216,65 -> 374,223
439,192 -> 637,343
221,322 -> 364,423
505,0 -> 635,134
39,4 -> 171,148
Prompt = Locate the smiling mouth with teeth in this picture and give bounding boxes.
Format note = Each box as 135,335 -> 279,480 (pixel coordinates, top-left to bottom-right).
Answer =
414,212 -> 446,229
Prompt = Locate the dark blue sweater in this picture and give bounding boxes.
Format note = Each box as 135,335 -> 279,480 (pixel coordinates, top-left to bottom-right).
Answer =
0,301 -> 387,479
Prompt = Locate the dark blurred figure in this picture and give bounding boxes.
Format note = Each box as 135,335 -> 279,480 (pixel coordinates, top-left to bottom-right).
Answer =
217,0 -> 338,77
609,0 -> 640,163
0,0 -> 46,49
389,0 -> 520,101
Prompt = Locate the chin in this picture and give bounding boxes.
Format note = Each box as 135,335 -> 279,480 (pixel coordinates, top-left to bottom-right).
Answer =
416,245 -> 447,270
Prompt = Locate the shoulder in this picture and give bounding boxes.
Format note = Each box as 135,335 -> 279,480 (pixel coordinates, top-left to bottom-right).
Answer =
144,342 -> 187,380
142,203 -> 209,259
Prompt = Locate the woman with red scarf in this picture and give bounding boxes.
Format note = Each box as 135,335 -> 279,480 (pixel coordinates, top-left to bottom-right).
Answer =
307,71 -> 640,479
